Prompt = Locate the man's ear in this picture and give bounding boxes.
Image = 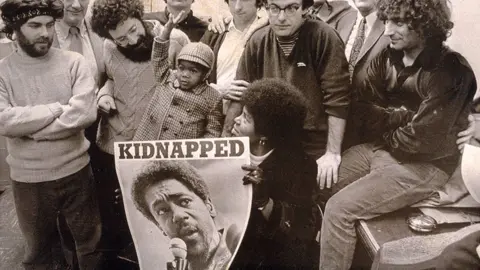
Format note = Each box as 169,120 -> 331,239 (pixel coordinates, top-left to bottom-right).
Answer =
205,198 -> 217,217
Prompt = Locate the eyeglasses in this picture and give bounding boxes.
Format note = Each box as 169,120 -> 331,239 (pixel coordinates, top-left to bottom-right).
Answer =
266,4 -> 301,16
112,24 -> 138,46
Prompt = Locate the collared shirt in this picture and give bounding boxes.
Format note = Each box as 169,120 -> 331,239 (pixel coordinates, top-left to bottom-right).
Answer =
215,17 -> 261,90
55,19 -> 98,82
344,11 -> 377,60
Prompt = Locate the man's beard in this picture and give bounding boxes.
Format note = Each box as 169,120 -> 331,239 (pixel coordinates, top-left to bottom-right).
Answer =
176,223 -> 216,268
16,30 -> 53,57
116,26 -> 154,63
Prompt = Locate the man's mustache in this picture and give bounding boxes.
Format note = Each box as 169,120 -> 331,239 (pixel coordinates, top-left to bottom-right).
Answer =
177,222 -> 198,238
34,37 -> 50,44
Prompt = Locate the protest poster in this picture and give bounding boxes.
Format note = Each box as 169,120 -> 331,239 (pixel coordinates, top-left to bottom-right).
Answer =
114,137 -> 251,270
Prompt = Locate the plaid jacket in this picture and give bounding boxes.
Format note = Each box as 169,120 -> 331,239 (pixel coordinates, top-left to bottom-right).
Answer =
133,38 -> 223,141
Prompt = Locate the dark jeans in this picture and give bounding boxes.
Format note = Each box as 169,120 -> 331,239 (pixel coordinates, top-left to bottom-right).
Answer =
12,165 -> 102,270
90,149 -> 136,268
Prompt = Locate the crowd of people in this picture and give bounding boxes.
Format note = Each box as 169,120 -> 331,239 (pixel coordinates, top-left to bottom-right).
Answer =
0,0 -> 478,269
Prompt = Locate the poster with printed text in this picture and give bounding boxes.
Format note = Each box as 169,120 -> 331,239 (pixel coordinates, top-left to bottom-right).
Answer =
114,137 -> 251,270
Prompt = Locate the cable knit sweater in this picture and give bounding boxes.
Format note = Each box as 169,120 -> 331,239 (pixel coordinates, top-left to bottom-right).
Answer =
0,48 -> 97,182
96,20 -> 189,154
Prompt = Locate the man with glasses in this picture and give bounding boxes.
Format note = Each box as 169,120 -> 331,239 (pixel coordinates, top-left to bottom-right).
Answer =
89,0 -> 189,266
224,0 -> 351,191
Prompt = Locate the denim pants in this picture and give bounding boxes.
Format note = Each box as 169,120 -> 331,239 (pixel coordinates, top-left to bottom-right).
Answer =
11,165 -> 102,270
318,143 -> 450,270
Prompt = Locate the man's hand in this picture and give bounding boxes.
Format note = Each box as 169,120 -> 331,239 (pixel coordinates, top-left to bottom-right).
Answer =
159,11 -> 185,40
223,80 -> 250,101
316,151 -> 341,190
457,114 -> 476,152
207,14 -> 232,34
97,95 -> 116,115
242,164 -> 269,209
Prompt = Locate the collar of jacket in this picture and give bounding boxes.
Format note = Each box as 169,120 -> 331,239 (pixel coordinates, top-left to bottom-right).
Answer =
387,44 -> 445,70
168,76 -> 210,95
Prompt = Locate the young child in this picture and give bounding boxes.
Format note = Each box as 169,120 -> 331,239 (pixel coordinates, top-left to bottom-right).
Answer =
134,13 -> 224,141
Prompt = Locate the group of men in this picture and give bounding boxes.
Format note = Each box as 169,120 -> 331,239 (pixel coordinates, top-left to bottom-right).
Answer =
0,0 -> 478,269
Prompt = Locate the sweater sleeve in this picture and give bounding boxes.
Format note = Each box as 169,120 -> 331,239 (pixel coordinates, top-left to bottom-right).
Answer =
96,41 -> 115,99
315,25 -> 351,119
0,77 -> 63,137
31,56 -> 97,140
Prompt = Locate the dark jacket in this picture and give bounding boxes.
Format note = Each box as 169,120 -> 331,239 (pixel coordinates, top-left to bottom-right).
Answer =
231,146 -> 318,269
143,9 -> 207,42
353,46 -> 477,174
310,0 -> 357,42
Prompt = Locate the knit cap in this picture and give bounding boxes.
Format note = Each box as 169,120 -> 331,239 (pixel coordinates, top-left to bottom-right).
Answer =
177,42 -> 215,74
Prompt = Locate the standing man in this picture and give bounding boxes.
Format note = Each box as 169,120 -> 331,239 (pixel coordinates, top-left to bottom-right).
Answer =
90,0 -> 189,265
144,0 -> 208,41
319,0 -> 477,269
224,0 -> 351,189
0,0 -> 102,269
201,0 -> 267,114
53,0 -> 105,87
53,0 -> 106,148
335,0 -> 392,149
307,0 -> 355,36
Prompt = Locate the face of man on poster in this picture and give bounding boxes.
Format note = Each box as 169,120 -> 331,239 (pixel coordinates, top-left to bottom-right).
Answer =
144,178 -> 220,259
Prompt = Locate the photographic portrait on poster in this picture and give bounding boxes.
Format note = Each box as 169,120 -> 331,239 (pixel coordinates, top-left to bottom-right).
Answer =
114,137 -> 251,270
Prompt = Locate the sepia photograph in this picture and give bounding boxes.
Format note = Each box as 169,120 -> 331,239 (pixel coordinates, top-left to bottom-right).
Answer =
0,0 -> 479,269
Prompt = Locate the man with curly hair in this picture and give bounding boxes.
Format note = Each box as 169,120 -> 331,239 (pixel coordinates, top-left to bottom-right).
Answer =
88,0 -> 189,264
0,0 -> 102,269
131,160 -> 240,270
319,0 -> 477,269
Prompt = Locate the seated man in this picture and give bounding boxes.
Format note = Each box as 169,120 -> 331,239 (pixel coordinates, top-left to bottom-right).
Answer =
319,0 -> 477,269
131,160 -> 240,270
144,0 -> 207,41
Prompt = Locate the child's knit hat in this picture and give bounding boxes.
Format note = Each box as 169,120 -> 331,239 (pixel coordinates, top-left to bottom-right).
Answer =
177,42 -> 215,75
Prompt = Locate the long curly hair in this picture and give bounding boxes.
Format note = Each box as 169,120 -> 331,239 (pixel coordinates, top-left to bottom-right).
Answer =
0,0 -> 64,39
90,0 -> 144,39
242,78 -> 307,149
377,0 -> 453,45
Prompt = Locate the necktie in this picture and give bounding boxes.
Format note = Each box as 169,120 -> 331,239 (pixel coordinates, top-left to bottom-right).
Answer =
348,17 -> 366,76
69,26 -> 83,55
